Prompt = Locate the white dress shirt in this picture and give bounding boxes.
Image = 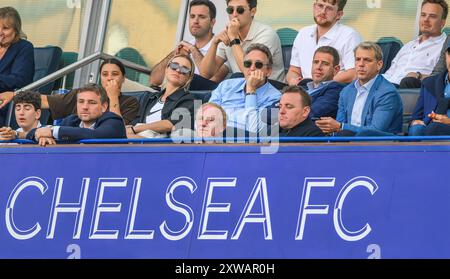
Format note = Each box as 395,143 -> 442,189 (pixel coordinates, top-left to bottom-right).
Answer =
383,33 -> 446,85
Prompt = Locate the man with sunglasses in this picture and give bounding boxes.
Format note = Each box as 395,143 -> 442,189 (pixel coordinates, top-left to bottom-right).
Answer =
149,0 -> 228,90
209,44 -> 281,133
287,0 -> 362,86
199,0 -> 285,83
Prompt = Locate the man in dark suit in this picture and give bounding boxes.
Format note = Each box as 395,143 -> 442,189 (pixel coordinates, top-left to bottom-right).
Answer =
27,84 -> 126,146
315,42 -> 403,136
278,85 -> 324,137
303,46 -> 346,119
410,39 -> 450,136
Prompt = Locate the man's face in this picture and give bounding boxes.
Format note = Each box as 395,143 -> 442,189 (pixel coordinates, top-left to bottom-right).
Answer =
76,91 -> 107,126
279,93 -> 310,130
354,48 -> 383,84
419,3 -> 445,37
189,4 -> 215,39
195,105 -> 226,137
243,49 -> 272,80
15,103 -> 41,132
227,0 -> 255,29
313,0 -> 342,28
311,51 -> 340,84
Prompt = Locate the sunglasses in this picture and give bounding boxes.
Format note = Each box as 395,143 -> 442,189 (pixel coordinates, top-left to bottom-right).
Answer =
168,62 -> 191,75
226,6 -> 247,15
243,60 -> 268,69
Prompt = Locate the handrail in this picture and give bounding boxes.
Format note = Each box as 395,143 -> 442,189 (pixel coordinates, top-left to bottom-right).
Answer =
6,51 -> 152,126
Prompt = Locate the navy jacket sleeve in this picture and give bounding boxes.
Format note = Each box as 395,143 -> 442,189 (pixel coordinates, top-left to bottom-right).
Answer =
310,83 -> 344,119
58,112 -> 126,141
411,85 -> 425,122
0,39 -> 35,92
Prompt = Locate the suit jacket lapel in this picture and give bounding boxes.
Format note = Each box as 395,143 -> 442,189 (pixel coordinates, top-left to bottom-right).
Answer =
0,42 -> 18,73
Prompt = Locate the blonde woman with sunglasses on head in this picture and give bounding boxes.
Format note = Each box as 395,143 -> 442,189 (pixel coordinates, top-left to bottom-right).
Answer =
126,54 -> 196,138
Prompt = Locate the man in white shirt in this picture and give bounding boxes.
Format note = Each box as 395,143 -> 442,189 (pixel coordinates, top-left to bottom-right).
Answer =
149,0 -> 228,89
383,0 -> 448,88
199,0 -> 285,83
286,0 -> 362,86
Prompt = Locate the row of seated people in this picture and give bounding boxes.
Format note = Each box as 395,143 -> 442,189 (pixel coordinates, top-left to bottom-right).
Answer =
0,41 -> 449,146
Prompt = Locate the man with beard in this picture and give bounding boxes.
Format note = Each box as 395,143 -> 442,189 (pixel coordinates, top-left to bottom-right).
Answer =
286,0 -> 361,86
384,0 -> 447,88
149,0 -> 228,90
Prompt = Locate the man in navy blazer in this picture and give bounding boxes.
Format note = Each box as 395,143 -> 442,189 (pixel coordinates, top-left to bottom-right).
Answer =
410,39 -> 450,136
27,84 -> 126,146
303,46 -> 346,119
316,42 -> 403,136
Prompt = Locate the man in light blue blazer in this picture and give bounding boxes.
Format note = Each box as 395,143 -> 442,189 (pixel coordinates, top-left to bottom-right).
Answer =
316,42 -> 403,136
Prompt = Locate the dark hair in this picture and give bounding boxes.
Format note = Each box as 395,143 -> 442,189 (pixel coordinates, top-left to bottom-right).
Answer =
77,83 -> 109,104
319,0 -> 347,12
13,90 -> 41,110
226,0 -> 257,9
100,58 -> 126,76
422,0 -> 448,20
314,46 -> 340,66
0,6 -> 26,40
190,0 -> 217,19
282,85 -> 311,108
245,43 -> 273,68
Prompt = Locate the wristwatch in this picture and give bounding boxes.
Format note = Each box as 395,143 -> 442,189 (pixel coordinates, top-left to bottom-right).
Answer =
229,38 -> 241,47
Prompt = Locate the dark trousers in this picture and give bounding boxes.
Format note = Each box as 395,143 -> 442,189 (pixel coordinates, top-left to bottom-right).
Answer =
425,122 -> 450,135
189,74 -> 219,91
399,77 -> 422,89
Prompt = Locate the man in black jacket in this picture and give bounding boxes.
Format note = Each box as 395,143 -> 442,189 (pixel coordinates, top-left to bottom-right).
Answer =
27,84 -> 126,146
279,85 -> 324,137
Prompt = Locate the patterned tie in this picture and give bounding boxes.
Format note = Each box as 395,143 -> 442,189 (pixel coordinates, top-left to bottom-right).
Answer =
445,83 -> 450,117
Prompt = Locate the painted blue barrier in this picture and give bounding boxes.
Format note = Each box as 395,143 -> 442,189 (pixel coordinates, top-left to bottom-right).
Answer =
0,144 -> 450,259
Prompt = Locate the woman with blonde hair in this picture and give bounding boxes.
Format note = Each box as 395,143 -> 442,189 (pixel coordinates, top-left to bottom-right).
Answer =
127,54 -> 196,138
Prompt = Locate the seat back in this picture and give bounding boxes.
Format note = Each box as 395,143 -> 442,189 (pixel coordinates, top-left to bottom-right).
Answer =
115,47 -> 148,84
53,51 -> 78,91
276,28 -> 298,73
376,37 -> 403,74
190,90 -> 212,103
398,88 -> 420,134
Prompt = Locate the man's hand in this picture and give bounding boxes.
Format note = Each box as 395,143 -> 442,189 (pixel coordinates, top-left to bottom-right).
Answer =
286,76 -> 302,86
429,112 -> 450,125
0,91 -> 14,109
35,127 -> 53,140
0,126 -> 16,140
177,41 -> 196,54
104,79 -> 121,99
315,117 -> 341,134
213,30 -> 231,46
227,18 -> 240,40
38,137 -> 56,147
411,120 -> 425,126
246,70 -> 266,93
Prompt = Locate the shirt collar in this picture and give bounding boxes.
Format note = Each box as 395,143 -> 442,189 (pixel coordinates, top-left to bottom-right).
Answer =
417,32 -> 447,44
79,121 -> 96,129
245,20 -> 258,41
355,74 -> 378,92
313,22 -> 341,41
307,80 -> 333,90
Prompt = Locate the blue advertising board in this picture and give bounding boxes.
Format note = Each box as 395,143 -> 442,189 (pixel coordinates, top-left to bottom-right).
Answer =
0,144 -> 449,259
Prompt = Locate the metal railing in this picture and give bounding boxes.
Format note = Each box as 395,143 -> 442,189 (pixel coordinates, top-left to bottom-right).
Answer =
6,52 -> 152,126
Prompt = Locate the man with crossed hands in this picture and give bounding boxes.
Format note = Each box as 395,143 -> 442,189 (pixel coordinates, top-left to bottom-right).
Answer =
208,43 -> 281,133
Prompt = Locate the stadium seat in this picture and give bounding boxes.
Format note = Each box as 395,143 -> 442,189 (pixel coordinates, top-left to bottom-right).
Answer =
115,47 -> 148,84
376,37 -> 403,74
190,90 -> 212,103
443,27 -> 450,36
398,88 -> 420,135
53,51 -> 78,91
276,28 -> 298,73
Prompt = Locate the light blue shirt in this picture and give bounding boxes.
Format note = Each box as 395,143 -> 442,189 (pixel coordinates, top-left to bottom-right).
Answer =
306,80 -> 333,96
209,78 -> 281,133
444,75 -> 450,117
351,75 -> 378,127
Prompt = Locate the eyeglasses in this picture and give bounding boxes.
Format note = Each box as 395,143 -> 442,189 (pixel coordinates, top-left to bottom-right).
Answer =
243,60 -> 269,69
168,62 -> 191,75
313,2 -> 337,13
226,6 -> 247,15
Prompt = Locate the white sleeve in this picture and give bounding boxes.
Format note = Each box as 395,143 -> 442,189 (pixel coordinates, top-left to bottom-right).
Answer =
341,31 -> 363,70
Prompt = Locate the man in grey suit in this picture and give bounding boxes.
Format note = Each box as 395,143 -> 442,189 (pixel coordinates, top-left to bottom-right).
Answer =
315,42 -> 403,136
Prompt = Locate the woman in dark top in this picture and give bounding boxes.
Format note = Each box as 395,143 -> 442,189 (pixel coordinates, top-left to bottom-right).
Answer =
46,58 -> 139,125
0,7 -> 35,125
127,54 -> 195,138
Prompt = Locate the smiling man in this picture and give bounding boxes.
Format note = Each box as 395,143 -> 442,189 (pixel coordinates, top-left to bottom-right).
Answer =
315,42 -> 403,136
384,0 -> 448,88
26,84 -> 126,146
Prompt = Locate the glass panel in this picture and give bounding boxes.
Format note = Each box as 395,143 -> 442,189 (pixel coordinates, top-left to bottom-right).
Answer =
1,0 -> 86,51
257,0 -> 419,43
104,0 -> 182,84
